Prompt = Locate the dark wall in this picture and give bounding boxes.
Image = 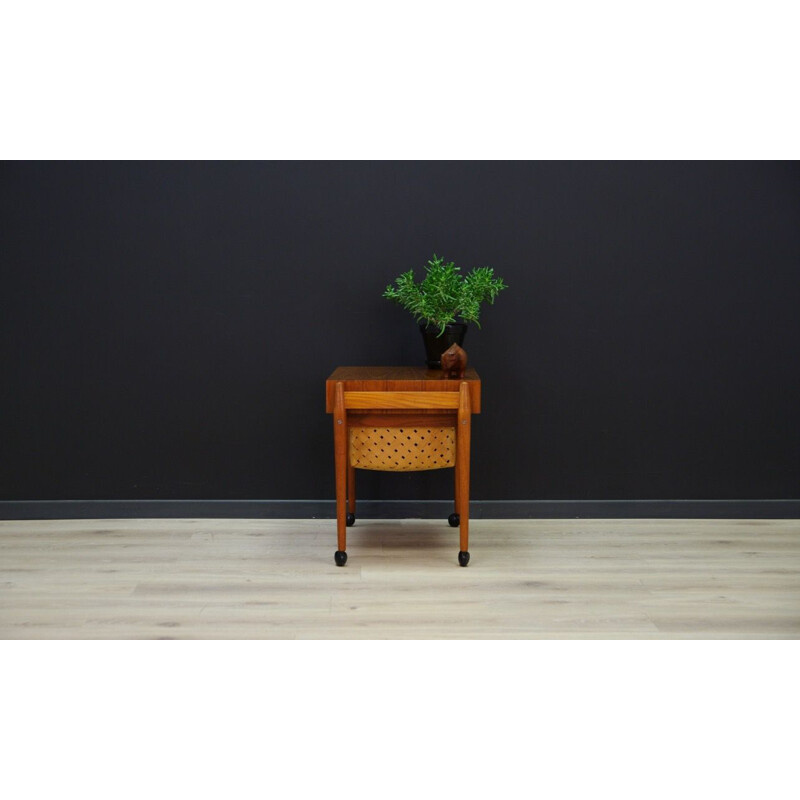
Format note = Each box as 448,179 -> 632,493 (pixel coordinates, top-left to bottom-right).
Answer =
1,161 -> 799,505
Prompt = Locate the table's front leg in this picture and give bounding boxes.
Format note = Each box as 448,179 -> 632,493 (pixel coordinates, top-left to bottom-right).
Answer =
333,382 -> 348,565
456,382 -> 471,566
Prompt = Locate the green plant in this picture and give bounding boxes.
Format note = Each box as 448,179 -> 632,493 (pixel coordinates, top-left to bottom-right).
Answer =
383,254 -> 507,335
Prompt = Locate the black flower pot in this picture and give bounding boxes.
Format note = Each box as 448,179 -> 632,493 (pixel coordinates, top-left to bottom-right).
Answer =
419,322 -> 468,369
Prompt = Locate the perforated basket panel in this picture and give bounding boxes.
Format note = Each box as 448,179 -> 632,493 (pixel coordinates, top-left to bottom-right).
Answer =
349,427 -> 456,471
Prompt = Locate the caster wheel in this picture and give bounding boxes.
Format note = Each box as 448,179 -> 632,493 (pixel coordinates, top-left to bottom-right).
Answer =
458,551 -> 470,567
334,550 -> 348,566
448,513 -> 460,527
346,512 -> 355,527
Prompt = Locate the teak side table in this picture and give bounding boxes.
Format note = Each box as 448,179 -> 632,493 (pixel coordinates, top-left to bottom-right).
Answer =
325,366 -> 481,567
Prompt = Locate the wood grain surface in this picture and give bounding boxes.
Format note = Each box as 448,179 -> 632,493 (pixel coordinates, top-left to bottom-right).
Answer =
326,366 -> 481,413
344,391 -> 461,409
1,518 -> 798,639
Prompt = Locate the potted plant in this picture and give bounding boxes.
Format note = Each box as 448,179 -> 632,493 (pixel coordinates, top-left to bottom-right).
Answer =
383,254 -> 507,368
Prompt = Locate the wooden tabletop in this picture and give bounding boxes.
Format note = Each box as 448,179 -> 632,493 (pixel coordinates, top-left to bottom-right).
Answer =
326,366 -> 481,413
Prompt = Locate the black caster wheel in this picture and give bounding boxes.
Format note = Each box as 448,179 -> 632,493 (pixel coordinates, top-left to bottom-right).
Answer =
448,513 -> 460,527
458,551 -> 470,567
346,512 -> 355,527
334,550 -> 348,566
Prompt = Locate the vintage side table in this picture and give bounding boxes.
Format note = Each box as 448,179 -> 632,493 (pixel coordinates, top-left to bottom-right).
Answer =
325,366 -> 481,567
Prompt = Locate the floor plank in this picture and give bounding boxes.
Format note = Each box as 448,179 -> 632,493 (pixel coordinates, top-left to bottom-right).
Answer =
1,518 -> 798,639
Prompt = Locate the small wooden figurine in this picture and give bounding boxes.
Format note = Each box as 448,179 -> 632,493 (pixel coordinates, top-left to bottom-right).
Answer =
441,343 -> 467,379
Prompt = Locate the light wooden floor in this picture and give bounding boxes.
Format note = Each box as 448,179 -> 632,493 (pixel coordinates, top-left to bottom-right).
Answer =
1,518 -> 798,639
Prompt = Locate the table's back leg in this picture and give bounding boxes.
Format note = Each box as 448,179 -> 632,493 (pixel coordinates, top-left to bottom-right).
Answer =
450,464 -> 461,528
347,463 -> 356,526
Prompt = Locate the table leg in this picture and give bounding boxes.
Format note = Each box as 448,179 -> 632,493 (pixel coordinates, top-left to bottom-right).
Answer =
334,382 -> 348,565
457,383 -> 471,566
454,464 -> 461,520
347,464 -> 356,526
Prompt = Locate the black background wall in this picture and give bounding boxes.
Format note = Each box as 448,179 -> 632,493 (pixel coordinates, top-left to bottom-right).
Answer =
2,161 -> 799,517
